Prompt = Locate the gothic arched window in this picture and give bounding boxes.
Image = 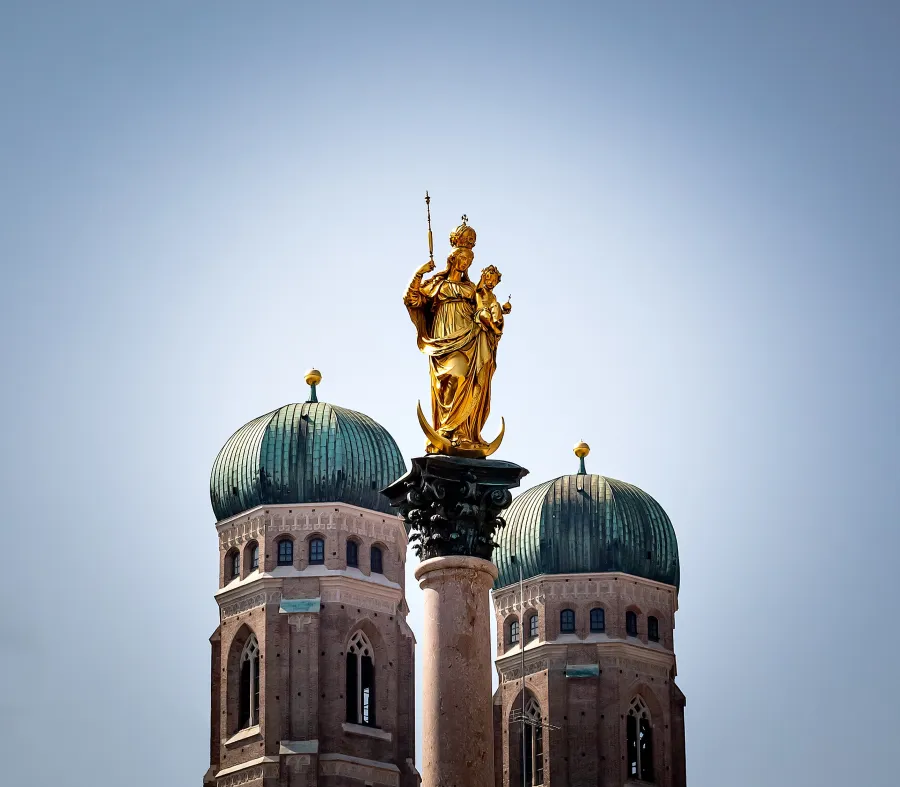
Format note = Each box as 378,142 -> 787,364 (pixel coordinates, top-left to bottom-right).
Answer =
249,542 -> 259,571
346,539 -> 359,568
277,538 -> 293,566
560,608 -> 575,634
346,631 -> 376,726
524,697 -> 544,786
626,610 -> 638,637
528,613 -> 538,640
590,607 -> 605,632
627,696 -> 654,782
648,615 -> 660,642
309,537 -> 324,565
238,635 -> 260,729
509,619 -> 519,646
229,550 -> 240,580
370,545 -> 383,574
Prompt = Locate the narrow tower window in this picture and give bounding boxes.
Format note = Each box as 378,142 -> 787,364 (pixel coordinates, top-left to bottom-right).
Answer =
523,697 -> 544,785
627,696 -> 654,782
229,551 -> 240,580
309,537 -> 324,565
238,635 -> 260,729
560,608 -> 575,634
590,607 -> 605,633
346,631 -> 376,726
648,616 -> 660,642
249,543 -> 259,571
509,619 -> 519,646
347,539 -> 359,568
626,610 -> 638,637
528,613 -> 538,640
370,545 -> 383,574
277,538 -> 293,566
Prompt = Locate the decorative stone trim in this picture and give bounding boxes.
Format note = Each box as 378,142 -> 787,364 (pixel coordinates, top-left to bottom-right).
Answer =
498,658 -> 550,682
224,725 -> 260,748
493,571 -> 677,616
218,515 -> 267,550
495,641 -> 674,683
342,722 -> 393,742
215,755 -> 279,783
219,588 -> 281,619
320,575 -> 402,615
319,753 -> 400,787
217,502 -> 407,551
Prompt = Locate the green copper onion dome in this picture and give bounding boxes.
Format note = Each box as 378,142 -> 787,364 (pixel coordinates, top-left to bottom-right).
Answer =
210,373 -> 405,521
494,450 -> 679,589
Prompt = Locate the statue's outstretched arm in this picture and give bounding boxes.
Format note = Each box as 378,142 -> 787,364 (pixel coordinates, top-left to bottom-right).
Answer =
404,260 -> 436,307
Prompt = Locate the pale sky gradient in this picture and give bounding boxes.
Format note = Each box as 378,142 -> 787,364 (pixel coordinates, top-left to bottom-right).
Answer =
1,2 -> 898,786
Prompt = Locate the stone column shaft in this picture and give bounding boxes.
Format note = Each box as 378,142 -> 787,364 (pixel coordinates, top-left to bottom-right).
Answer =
416,556 -> 498,787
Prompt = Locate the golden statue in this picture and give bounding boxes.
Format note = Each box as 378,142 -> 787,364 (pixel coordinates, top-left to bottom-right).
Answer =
404,208 -> 511,457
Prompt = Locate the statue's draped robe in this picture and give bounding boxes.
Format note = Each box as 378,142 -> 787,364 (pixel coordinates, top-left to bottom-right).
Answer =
405,274 -> 497,447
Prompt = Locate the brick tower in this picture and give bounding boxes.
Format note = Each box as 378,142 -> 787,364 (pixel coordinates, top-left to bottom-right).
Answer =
491,443 -> 686,787
203,372 -> 419,787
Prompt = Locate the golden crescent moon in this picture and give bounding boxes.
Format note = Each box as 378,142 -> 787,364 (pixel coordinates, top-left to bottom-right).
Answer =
483,417 -> 505,457
416,401 -> 452,453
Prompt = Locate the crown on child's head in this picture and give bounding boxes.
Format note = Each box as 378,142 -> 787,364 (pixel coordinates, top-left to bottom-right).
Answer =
449,215 -> 477,250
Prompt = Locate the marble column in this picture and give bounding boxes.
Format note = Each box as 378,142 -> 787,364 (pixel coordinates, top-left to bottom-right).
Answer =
416,555 -> 498,787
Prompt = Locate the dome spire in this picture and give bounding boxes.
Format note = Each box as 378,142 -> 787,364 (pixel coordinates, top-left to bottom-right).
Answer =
304,368 -> 322,403
574,440 -> 590,474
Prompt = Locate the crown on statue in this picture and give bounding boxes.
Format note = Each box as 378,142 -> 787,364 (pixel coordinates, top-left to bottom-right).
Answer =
449,215 -> 477,250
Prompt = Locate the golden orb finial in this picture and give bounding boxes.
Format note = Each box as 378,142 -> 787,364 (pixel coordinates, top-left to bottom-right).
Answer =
304,368 -> 322,403
574,440 -> 590,474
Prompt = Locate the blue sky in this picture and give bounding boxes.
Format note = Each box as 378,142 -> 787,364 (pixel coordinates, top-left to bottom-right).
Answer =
1,2 -> 898,785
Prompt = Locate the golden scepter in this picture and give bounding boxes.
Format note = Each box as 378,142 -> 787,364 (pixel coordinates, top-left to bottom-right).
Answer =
425,191 -> 434,263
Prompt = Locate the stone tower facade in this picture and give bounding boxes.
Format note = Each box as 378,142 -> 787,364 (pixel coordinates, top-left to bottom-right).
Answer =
491,572 -> 686,787
204,501 -> 419,787
490,463 -> 687,787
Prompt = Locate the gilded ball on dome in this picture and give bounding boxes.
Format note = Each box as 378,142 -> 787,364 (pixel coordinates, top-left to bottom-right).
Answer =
304,368 -> 322,386
574,440 -> 590,458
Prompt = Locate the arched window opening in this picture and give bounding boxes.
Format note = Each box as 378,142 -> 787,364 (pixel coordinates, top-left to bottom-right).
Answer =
238,635 -> 260,729
590,607 -> 605,633
346,631 -> 376,726
309,537 -> 324,565
249,542 -> 259,571
528,613 -> 538,640
347,539 -> 359,568
277,538 -> 293,566
648,616 -> 660,642
229,551 -> 240,580
523,697 -> 544,786
370,545 -> 383,574
626,610 -> 638,637
560,608 -> 575,634
509,619 -> 519,646
627,697 -> 654,782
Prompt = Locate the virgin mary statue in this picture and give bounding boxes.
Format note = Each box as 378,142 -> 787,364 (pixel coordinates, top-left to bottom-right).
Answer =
403,217 -> 507,457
